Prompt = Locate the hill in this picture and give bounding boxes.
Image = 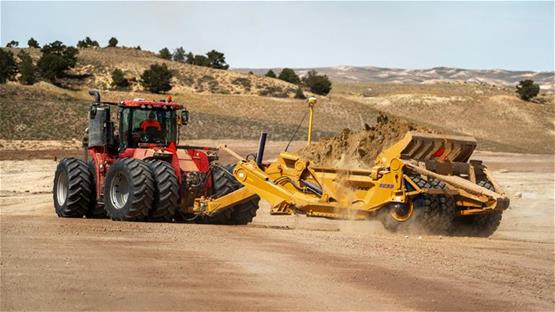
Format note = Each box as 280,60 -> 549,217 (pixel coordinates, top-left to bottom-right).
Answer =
239,66 -> 555,91
0,82 -> 375,142
1,47 -> 553,154
6,47 -> 299,98
333,82 -> 555,153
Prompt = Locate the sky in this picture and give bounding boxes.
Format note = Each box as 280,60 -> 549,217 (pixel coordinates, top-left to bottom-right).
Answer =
1,1 -> 554,71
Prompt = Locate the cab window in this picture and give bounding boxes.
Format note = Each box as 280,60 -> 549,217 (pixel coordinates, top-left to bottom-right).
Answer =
119,108 -> 176,148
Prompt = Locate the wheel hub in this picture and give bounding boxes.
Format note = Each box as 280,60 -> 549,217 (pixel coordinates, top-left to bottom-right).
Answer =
110,172 -> 129,210
389,203 -> 413,222
56,170 -> 68,206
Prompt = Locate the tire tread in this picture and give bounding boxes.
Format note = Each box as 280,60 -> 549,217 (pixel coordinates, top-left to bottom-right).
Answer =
53,158 -> 93,218
200,164 -> 260,225
146,159 -> 179,222
104,158 -> 154,221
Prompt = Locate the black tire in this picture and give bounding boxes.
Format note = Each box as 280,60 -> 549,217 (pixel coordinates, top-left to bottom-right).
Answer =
449,180 -> 503,237
428,178 -> 447,190
103,158 -> 155,221
53,158 -> 93,218
380,174 -> 455,234
85,159 -> 107,219
199,164 -> 260,225
146,159 -> 179,222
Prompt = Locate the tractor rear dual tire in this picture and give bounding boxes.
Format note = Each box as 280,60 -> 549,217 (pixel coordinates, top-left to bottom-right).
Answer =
103,158 -> 155,221
199,164 -> 260,225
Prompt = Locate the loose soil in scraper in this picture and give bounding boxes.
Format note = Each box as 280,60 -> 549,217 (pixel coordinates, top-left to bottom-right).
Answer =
298,114 -> 434,167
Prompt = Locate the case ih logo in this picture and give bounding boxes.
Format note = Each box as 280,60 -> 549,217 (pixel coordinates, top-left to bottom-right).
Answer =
380,183 -> 394,189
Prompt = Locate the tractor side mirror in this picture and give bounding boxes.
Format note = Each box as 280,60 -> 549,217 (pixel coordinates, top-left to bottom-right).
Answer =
180,110 -> 189,126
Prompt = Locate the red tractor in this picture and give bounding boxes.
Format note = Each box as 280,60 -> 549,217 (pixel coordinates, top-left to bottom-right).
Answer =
53,90 -> 259,223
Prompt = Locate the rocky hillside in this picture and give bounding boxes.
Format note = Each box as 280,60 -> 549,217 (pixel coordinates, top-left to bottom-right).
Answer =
241,66 -> 555,91
6,47 -> 299,98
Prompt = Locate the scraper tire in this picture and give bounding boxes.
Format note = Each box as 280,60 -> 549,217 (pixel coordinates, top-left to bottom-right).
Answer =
380,174 -> 455,234
199,164 -> 260,225
449,180 -> 503,237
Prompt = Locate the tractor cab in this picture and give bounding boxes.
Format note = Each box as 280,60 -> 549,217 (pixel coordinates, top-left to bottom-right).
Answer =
118,99 -> 188,149
86,92 -> 189,154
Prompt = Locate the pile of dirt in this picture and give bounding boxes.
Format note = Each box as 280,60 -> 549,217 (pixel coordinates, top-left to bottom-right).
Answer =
297,114 -> 434,167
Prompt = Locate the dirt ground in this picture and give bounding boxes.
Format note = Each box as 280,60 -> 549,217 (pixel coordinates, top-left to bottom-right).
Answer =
1,141 -> 554,311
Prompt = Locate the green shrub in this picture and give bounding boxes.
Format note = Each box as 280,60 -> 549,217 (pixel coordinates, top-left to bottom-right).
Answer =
77,37 -> 99,48
37,54 -> 66,82
6,40 -> 18,48
108,37 -> 118,47
27,38 -> 40,48
302,70 -> 332,95
516,80 -> 540,101
140,63 -> 174,93
159,47 -> 172,60
18,51 -> 36,85
265,70 -> 276,78
257,85 -> 288,98
206,50 -> 229,69
294,86 -> 306,99
232,77 -> 252,90
37,41 -> 78,83
111,68 -> 129,89
183,50 -> 230,69
193,55 -> 210,66
0,49 -> 17,83
196,75 -> 229,94
173,47 -> 186,62
185,52 -> 194,64
278,68 -> 300,84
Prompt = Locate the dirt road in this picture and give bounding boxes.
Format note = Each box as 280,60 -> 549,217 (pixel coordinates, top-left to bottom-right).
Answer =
1,144 -> 554,311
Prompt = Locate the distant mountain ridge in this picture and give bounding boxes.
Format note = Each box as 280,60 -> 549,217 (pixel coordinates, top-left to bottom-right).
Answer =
238,66 -> 554,90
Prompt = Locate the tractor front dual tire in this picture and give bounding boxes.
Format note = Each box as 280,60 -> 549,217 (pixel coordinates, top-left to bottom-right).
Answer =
199,164 -> 260,225
53,158 -> 94,218
103,158 -> 155,221
146,159 -> 179,222
85,159 -> 107,219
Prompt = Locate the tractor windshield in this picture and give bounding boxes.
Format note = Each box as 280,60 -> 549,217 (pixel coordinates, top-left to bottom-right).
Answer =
119,108 -> 177,148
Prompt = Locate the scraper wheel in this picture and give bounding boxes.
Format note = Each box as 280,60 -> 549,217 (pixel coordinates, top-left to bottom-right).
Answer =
198,164 -> 260,225
449,180 -> 503,237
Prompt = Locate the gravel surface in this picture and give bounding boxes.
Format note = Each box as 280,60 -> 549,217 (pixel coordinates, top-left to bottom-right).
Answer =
1,144 -> 553,311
